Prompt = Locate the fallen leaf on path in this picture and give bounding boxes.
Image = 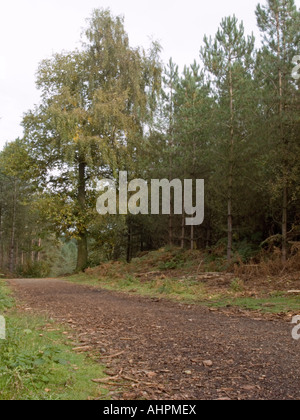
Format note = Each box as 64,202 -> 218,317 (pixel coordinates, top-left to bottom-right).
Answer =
146,371 -> 157,379
241,385 -> 257,391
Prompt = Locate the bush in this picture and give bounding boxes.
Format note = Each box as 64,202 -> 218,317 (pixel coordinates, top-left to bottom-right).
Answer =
17,261 -> 50,278
158,250 -> 186,271
233,240 -> 259,263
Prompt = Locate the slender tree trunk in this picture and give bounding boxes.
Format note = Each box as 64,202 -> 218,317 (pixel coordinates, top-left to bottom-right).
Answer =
227,179 -> 233,261
282,186 -> 288,262
168,74 -> 175,247
37,238 -> 41,262
181,212 -> 185,249
206,226 -> 211,248
168,207 -> 173,247
76,159 -> 88,272
191,225 -> 194,250
276,11 -> 288,263
15,242 -> 18,269
227,63 -> 234,262
127,223 -> 132,263
9,179 -> 17,274
31,239 -> 35,263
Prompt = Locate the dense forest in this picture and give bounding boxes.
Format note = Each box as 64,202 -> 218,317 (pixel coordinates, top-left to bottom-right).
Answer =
0,0 -> 299,277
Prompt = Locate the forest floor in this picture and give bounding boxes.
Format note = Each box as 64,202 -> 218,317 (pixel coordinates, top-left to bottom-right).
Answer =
8,276 -> 300,400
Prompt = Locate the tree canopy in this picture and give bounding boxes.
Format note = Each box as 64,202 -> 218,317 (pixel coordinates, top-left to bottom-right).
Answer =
1,2 -> 299,275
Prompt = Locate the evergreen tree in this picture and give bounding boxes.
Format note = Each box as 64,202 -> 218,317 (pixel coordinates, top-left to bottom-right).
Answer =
255,0 -> 300,261
173,62 -> 212,249
200,16 -> 256,260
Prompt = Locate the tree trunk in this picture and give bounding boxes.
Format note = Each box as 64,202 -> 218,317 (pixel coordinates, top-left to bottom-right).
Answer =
76,232 -> 88,272
227,179 -> 233,261
127,223 -> 132,263
206,226 -> 211,248
168,71 -> 174,247
9,179 -> 17,274
276,11 -> 288,263
227,63 -> 234,262
181,212 -> 185,249
37,238 -> 41,262
76,159 -> 88,272
191,225 -> 194,250
168,209 -> 173,247
282,185 -> 288,263
31,239 -> 35,262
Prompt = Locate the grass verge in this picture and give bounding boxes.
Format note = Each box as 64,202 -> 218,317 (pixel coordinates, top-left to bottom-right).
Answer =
65,274 -> 300,314
0,280 -> 108,400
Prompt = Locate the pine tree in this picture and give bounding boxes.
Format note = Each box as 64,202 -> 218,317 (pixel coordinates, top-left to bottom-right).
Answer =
256,0 -> 300,261
163,59 -> 179,246
200,16 -> 256,261
173,62 -> 212,249
0,140 -> 41,273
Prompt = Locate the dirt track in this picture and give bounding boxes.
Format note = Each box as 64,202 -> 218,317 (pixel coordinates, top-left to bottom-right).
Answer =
8,278 -> 300,400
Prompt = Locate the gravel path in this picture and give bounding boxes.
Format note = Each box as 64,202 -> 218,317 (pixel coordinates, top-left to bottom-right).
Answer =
8,278 -> 300,400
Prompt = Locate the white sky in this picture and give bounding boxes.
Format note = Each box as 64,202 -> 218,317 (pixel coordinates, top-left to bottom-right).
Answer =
0,0 -> 299,149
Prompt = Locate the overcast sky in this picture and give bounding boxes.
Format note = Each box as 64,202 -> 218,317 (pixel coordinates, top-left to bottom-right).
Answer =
0,0 -> 299,149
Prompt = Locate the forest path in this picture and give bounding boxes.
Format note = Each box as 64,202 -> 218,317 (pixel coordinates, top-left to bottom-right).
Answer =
8,278 -> 300,400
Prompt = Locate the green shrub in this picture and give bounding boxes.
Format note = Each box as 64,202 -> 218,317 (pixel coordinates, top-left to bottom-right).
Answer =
233,240 -> 259,263
17,261 -> 50,278
158,253 -> 185,271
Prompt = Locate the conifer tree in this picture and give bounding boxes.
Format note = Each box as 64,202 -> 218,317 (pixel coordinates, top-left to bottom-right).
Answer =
255,0 -> 300,261
200,16 -> 256,260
